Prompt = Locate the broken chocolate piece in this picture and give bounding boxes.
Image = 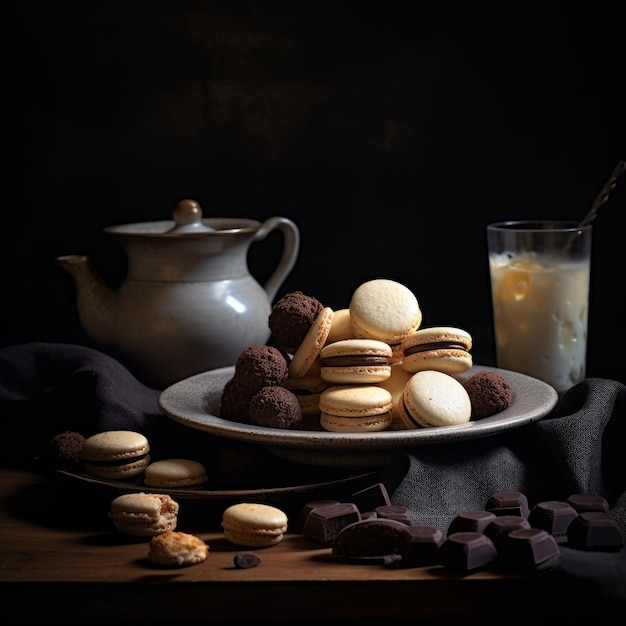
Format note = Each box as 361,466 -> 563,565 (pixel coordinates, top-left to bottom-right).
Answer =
296,499 -> 340,532
351,482 -> 391,513
303,502 -> 361,545
332,518 -> 407,562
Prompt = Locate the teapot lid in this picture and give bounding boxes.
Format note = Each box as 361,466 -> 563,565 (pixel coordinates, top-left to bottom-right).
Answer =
104,199 -> 261,237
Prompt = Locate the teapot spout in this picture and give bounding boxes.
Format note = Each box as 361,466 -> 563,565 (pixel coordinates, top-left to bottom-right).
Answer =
55,255 -> 117,346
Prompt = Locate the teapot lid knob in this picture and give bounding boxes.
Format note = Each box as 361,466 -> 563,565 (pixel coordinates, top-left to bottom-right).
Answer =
168,199 -> 215,233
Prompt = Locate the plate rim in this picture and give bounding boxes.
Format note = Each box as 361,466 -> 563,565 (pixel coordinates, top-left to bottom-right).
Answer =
158,365 -> 558,450
55,468 -> 378,500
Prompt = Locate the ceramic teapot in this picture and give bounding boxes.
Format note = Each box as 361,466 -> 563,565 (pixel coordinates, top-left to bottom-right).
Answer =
56,199 -> 300,389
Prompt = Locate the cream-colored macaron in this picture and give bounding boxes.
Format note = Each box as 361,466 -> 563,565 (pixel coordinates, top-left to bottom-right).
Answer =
108,492 -> 179,536
144,458 -> 208,489
349,279 -> 422,345
81,430 -> 151,480
288,307 -> 334,378
324,308 -> 355,344
318,384 -> 393,433
319,338 -> 393,384
401,326 -> 473,375
377,364 -> 413,428
221,502 -> 289,547
399,370 -> 471,429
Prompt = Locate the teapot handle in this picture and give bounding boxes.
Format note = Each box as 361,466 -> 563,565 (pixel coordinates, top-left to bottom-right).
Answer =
253,216 -> 300,302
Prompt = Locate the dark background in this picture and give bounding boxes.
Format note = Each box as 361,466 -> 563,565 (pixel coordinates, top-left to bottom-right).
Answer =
2,0 -> 625,384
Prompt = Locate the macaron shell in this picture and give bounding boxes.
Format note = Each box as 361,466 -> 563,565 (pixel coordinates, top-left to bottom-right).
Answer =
319,366 -> 392,384
349,279 -> 422,345
319,385 -> 393,418
325,308 -> 355,344
401,370 -> 471,428
144,459 -> 208,488
402,350 -> 473,375
80,430 -> 150,461
320,412 -> 393,433
84,455 -> 151,480
377,364 -> 413,427
288,307 -> 334,378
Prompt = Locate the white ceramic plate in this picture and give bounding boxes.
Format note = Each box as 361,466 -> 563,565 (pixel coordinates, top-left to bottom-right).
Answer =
158,365 -> 558,467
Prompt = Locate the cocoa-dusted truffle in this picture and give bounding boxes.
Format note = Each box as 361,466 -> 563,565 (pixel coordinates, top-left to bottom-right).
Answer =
268,291 -> 324,353
234,344 -> 289,394
46,431 -> 86,469
464,370 -> 513,418
249,385 -> 303,429
220,377 -> 254,423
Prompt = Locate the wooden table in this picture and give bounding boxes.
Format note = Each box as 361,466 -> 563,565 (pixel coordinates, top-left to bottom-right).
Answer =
0,467 -> 576,624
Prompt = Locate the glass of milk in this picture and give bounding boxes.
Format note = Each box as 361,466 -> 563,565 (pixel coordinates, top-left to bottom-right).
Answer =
487,221 -> 592,395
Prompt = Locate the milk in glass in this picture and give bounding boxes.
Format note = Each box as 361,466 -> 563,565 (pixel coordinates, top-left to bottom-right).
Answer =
489,253 -> 590,394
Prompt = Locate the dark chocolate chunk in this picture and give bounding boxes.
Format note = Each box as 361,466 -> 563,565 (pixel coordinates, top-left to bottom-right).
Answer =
332,518 -> 407,560
303,502 -> 361,545
397,525 -> 443,566
351,482 -> 391,513
234,552 -> 262,569
296,499 -> 340,532
439,532 -> 497,572
447,510 -> 496,535
528,501 -> 578,542
485,490 -> 530,518
566,493 -> 609,513
567,512 -> 625,551
484,515 -> 531,549
374,505 -> 414,526
497,528 -> 560,568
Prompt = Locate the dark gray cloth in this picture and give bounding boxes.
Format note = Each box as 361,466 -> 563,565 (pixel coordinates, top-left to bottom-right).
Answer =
1,342 -> 625,604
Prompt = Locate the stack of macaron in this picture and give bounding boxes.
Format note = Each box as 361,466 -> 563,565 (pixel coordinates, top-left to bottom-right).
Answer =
219,277 -> 513,433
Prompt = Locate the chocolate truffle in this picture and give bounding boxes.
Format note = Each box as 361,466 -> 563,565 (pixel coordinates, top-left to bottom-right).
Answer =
464,370 -> 513,418
234,345 -> 290,394
46,431 -> 86,469
268,291 -> 324,353
249,385 -> 303,429
220,377 -> 254,423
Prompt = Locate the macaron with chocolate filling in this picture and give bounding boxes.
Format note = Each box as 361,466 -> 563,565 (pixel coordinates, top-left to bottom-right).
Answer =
319,338 -> 393,384
81,430 -> 151,480
401,326 -> 473,375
